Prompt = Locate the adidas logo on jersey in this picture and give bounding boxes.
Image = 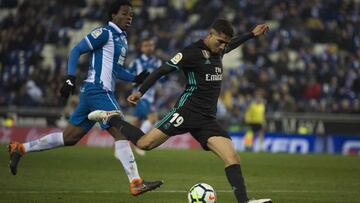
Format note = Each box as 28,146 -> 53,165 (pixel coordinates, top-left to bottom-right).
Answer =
66,79 -> 74,86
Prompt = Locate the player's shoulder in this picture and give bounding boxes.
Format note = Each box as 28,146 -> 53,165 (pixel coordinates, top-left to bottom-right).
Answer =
167,41 -> 203,66
183,41 -> 200,50
171,45 -> 200,66
89,26 -> 110,39
183,41 -> 204,55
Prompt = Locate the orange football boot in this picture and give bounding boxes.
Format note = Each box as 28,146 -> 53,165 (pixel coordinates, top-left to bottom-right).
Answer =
130,178 -> 163,196
8,141 -> 25,175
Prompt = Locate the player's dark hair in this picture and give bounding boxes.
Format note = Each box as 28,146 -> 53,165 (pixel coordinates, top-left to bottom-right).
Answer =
138,37 -> 154,53
211,19 -> 234,38
108,0 -> 132,20
141,37 -> 153,43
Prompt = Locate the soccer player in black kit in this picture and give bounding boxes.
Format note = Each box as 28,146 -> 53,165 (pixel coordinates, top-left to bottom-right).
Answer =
89,19 -> 271,203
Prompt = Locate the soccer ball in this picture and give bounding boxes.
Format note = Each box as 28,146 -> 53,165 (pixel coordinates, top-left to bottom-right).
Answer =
187,183 -> 216,203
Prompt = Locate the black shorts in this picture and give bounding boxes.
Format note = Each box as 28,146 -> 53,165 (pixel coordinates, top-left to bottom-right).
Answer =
154,107 -> 231,150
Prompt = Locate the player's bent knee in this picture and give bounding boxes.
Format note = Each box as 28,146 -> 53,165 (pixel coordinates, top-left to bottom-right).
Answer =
136,140 -> 150,150
64,137 -> 78,146
63,139 -> 78,146
63,125 -> 86,146
63,134 -> 81,146
136,139 -> 155,151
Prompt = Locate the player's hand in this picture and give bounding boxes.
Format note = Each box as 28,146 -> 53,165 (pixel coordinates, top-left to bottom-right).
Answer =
251,24 -> 269,36
60,75 -> 76,99
127,91 -> 142,105
134,70 -> 150,86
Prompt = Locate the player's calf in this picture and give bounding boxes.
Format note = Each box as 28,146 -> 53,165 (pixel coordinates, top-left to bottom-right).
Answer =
88,110 -> 145,145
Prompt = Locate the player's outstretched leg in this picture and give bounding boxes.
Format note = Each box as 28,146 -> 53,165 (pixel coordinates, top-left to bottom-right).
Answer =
8,141 -> 25,175
8,125 -> 85,175
8,132 -> 64,175
130,178 -> 163,196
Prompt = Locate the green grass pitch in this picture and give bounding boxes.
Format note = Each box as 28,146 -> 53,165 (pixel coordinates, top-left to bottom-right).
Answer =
1,145 -> 359,202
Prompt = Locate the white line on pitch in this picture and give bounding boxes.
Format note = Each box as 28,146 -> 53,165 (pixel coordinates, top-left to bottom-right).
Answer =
0,190 -> 357,194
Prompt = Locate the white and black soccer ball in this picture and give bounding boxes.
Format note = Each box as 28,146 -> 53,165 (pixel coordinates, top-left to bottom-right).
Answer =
187,183 -> 216,203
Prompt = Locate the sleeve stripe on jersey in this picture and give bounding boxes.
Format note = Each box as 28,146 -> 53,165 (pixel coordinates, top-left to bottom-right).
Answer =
85,36 -> 94,50
165,61 -> 179,70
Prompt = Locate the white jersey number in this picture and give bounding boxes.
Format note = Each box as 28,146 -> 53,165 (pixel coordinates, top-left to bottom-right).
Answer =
169,113 -> 184,127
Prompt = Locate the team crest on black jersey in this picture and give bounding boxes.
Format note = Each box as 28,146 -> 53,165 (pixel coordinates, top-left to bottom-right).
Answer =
202,50 -> 210,59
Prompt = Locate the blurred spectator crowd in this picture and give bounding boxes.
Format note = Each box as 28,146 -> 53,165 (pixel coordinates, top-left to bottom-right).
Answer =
1,0 -> 360,115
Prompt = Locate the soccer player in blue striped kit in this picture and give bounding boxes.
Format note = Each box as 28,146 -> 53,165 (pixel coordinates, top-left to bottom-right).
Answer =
129,38 -> 162,155
8,0 -> 162,196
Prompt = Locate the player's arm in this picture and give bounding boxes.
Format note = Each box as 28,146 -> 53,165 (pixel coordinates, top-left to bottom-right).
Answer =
60,39 -> 93,98
128,60 -> 138,75
67,39 -> 92,76
68,28 -> 110,76
139,64 -> 175,95
128,51 -> 190,104
156,59 -> 168,83
128,64 -> 176,104
60,28 -> 109,98
224,24 -> 269,53
115,66 -> 135,82
115,65 -> 149,85
224,32 -> 254,53
138,51 -> 188,95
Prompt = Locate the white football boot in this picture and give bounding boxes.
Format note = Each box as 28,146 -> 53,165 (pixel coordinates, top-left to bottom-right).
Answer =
88,110 -> 123,124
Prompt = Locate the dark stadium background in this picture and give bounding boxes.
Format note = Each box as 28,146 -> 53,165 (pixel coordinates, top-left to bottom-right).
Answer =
0,1 -> 360,202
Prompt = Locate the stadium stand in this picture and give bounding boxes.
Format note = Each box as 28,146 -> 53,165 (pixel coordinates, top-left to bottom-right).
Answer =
1,0 -> 359,116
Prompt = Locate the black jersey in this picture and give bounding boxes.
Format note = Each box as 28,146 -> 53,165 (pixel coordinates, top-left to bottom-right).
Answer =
165,40 -> 224,117
137,33 -> 254,118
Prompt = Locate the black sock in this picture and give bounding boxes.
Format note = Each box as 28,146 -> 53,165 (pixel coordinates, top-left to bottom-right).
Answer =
225,164 -> 249,203
108,116 -> 145,145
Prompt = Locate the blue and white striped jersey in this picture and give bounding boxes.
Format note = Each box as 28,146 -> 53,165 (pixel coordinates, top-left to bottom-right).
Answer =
83,22 -> 129,91
129,54 -> 162,103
